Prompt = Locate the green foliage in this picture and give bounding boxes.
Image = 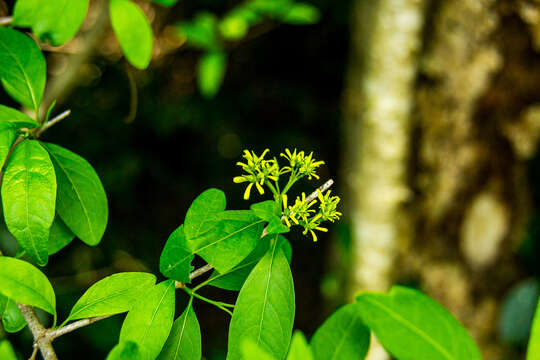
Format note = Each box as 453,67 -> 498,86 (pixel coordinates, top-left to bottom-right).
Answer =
13,0 -> 89,46
287,331 -> 313,360
160,225 -> 194,283
66,272 -> 157,322
206,235 -> 291,291
197,52 -> 227,99
148,0 -> 179,7
107,341 -> 141,360
48,215 -> 75,255
310,304 -> 370,360
42,142 -> 108,246
0,27 -> 45,112
527,300 -> 540,360
0,340 -> 17,360
356,286 -> 482,360
0,256 -> 56,316
1,296 -> 26,333
157,299 -> 201,360
0,7 -> 489,357
241,340 -> 276,360
110,0 -> 154,69
227,237 -> 295,360
2,140 -> 56,265
119,280 -> 176,360
0,105 -> 39,131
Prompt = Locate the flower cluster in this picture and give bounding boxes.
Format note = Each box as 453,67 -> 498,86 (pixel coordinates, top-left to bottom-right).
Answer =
282,191 -> 342,241
233,149 -> 280,200
234,148 -> 341,242
280,148 -> 325,180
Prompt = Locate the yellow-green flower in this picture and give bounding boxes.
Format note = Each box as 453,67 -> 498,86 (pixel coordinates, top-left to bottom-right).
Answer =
317,190 -> 342,222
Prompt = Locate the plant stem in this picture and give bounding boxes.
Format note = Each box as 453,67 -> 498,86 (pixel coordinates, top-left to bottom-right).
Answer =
47,316 -> 109,340
0,16 -> 12,26
17,304 -> 58,360
34,110 -> 71,138
182,287 -> 234,316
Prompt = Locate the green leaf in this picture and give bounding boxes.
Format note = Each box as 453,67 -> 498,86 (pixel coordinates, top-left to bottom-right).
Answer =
177,13 -> 218,49
189,210 -> 264,273
198,51 -> 227,99
184,188 -> 226,241
2,296 -> 26,333
66,272 -> 157,322
42,142 -> 108,246
0,256 -> 56,315
0,105 -> 39,131
208,235 -> 291,291
282,4 -> 320,24
0,28 -> 46,111
157,299 -> 201,360
160,225 -> 194,283
310,304 -> 370,360
120,280 -> 176,360
251,201 -> 289,235
250,201 -> 280,221
356,286 -> 481,360
499,278 -> 540,344
110,0 -> 154,69
219,16 -> 249,40
241,340 -> 276,360
107,341 -> 141,360
48,215 -> 76,255
13,0 -> 89,46
527,300 -> 540,360
0,129 -> 16,167
2,140 -> 56,265
287,331 -> 313,360
0,340 -> 17,360
227,237 -> 295,360
149,0 -> 179,6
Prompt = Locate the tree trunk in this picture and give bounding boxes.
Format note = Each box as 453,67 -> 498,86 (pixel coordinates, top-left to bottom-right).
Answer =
342,0 -> 540,358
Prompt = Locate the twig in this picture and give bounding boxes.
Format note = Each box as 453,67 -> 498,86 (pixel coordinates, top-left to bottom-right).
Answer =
46,315 -> 109,340
29,345 -> 38,360
0,16 -> 12,26
34,110 -> 71,138
17,304 -> 58,360
305,178 -> 334,204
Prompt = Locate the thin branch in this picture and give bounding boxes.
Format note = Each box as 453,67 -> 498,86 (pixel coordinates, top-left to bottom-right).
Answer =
29,345 -> 38,360
17,304 -> 58,360
35,110 -> 71,138
305,178 -> 334,204
47,315 -> 109,340
0,16 -> 12,26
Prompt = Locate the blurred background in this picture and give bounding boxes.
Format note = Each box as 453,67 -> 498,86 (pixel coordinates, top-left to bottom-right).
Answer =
0,0 -> 539,359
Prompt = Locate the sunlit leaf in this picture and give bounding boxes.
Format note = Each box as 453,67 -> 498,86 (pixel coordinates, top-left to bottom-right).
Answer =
120,280 -> 176,360
0,28 -> 45,111
157,299 -> 201,360
197,51 -> 227,99
160,225 -> 194,283
356,286 -> 481,360
227,237 -> 295,360
2,140 -> 56,265
66,272 -> 157,322
48,215 -> 76,255
0,256 -> 56,315
13,0 -> 89,45
310,304 -> 370,360
42,142 -> 108,247
110,0 -> 154,69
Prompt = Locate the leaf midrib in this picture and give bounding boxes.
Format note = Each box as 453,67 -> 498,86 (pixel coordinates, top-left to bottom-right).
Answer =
0,36 -> 38,110
48,149 -> 96,242
256,237 -> 278,347
362,297 -> 454,360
